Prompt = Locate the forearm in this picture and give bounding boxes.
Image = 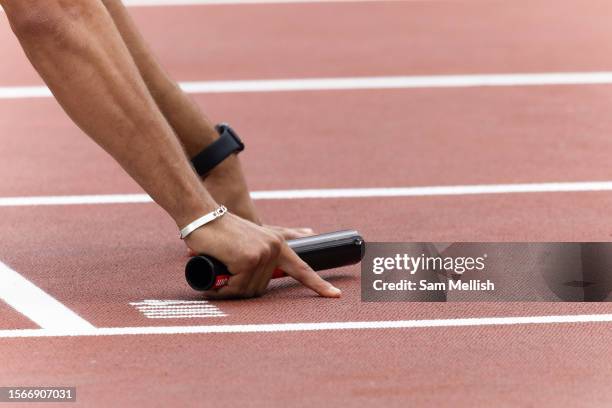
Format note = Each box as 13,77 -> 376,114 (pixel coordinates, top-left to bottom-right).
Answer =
4,1 -> 214,227
99,0 -> 261,223
102,0 -> 218,157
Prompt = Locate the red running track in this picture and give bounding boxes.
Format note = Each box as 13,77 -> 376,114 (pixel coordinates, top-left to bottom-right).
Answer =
4,86 -> 612,196
3,1 -> 612,83
2,199 -> 612,327
1,1 -> 612,407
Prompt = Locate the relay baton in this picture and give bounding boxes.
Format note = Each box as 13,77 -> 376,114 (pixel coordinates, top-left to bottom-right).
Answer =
185,230 -> 365,291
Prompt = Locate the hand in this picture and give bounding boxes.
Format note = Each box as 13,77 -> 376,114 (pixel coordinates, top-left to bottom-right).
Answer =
186,225 -> 313,257
184,213 -> 341,299
264,225 -> 314,239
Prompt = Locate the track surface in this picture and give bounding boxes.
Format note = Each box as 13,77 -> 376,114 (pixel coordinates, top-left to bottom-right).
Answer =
1,1 -> 612,407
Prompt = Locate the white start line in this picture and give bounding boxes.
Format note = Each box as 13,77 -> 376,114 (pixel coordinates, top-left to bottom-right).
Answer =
1,314 -> 612,339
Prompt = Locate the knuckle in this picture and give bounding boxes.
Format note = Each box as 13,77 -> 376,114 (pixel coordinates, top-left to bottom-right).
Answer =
242,251 -> 261,268
270,230 -> 284,241
233,276 -> 250,292
268,237 -> 282,255
259,246 -> 272,262
238,278 -> 251,291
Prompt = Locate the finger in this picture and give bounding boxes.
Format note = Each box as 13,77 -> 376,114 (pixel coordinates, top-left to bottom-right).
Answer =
250,238 -> 282,296
202,269 -> 253,299
285,227 -> 314,235
277,244 -> 341,298
201,285 -> 245,299
265,226 -> 315,240
244,254 -> 272,297
250,265 -> 274,297
254,258 -> 277,295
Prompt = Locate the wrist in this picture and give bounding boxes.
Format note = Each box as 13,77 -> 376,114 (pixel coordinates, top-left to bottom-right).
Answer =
205,152 -> 240,179
179,205 -> 228,239
182,211 -> 235,250
171,194 -> 219,230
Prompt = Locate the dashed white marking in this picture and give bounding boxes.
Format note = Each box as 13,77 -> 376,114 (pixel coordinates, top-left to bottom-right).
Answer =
2,181 -> 612,207
0,261 -> 95,330
1,313 -> 612,338
130,300 -> 227,319
3,72 -> 612,99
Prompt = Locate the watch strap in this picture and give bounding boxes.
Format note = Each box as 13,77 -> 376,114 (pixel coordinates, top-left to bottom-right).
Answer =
191,124 -> 245,176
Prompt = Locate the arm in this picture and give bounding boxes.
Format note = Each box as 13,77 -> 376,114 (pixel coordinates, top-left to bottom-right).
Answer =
4,0 -> 210,227
2,0 -> 340,299
100,0 -> 310,236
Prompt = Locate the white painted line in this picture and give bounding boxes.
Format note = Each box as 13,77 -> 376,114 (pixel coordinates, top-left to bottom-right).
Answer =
135,308 -> 225,312
2,181 -> 612,207
130,299 -> 227,319
4,72 -> 612,100
133,312 -> 226,316
144,314 -> 227,319
131,300 -> 211,305
123,0 -> 409,6
0,86 -> 52,99
137,311 -> 226,316
0,194 -> 150,206
179,72 -> 612,93
0,0 -> 408,10
248,181 -> 612,199
0,261 -> 95,330
135,305 -> 221,310
0,313 -> 611,338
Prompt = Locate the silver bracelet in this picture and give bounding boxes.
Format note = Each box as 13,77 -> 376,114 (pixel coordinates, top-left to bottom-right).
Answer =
179,205 -> 228,239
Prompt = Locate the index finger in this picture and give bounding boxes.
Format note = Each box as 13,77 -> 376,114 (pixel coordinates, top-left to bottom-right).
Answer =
277,243 -> 341,298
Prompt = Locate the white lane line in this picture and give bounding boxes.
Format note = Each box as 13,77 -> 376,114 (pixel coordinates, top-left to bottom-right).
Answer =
0,0 -> 409,10
0,261 -> 95,330
249,182 -> 612,198
123,0 -> 409,6
3,72 -> 612,99
2,181 -> 612,207
0,194 -> 150,206
130,299 -> 227,319
0,313 -> 611,338
0,86 -> 51,99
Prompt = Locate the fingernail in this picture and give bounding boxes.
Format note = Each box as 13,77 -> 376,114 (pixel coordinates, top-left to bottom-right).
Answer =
329,286 -> 342,296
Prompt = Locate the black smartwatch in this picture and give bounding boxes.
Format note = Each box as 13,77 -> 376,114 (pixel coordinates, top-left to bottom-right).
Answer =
190,123 -> 245,176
